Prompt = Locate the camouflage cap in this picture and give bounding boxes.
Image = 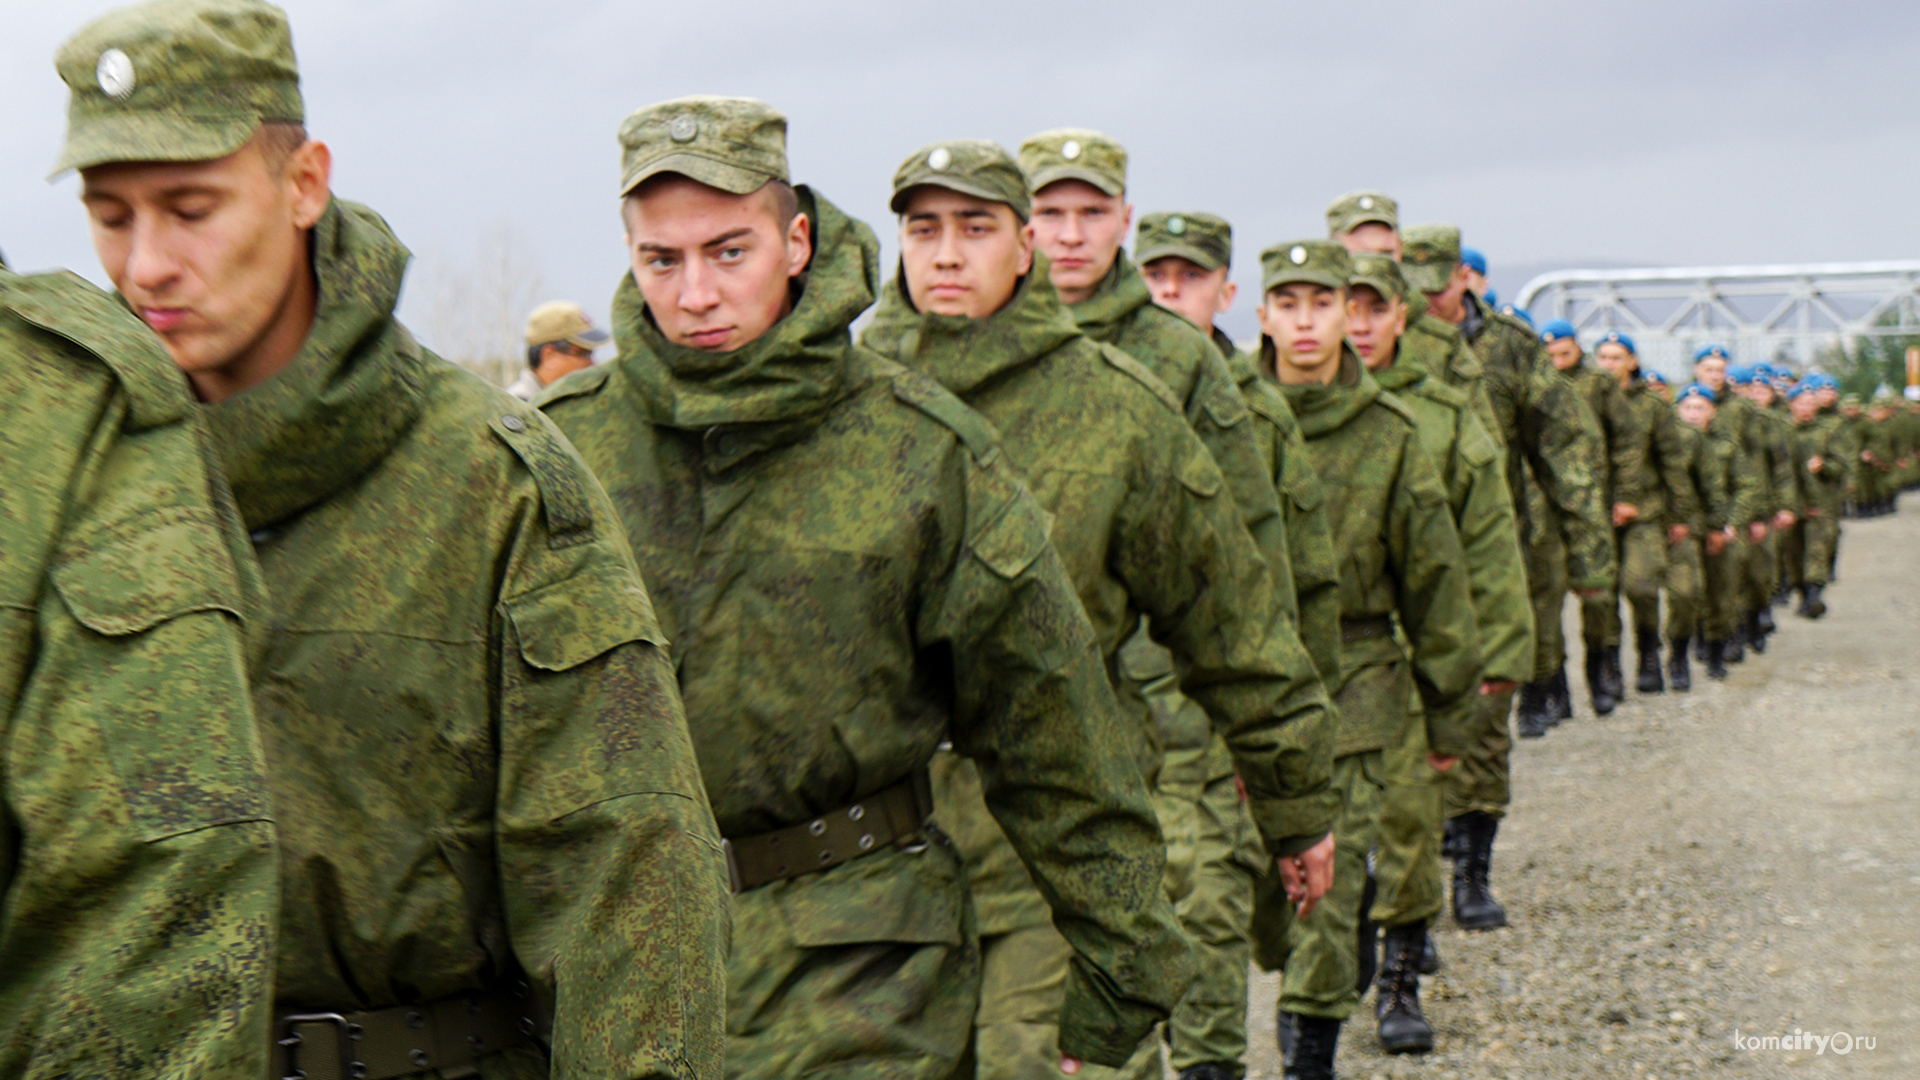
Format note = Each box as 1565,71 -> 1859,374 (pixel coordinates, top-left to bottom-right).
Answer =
1840,392 -> 1862,406
1136,212 -> 1231,272
890,139 -> 1030,220
1325,190 -> 1398,236
618,95 -> 788,198
1259,239 -> 1352,294
52,0 -> 303,176
1399,223 -> 1462,295
1019,128 -> 1126,196
1347,251 -> 1407,302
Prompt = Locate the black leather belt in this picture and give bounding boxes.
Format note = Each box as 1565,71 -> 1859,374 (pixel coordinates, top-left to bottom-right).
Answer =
1340,615 -> 1396,644
271,985 -> 545,1080
722,770 -> 934,893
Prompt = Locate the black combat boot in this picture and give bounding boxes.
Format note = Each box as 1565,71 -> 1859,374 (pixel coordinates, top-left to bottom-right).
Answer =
1774,581 -> 1794,606
1451,811 -> 1508,929
1635,630 -> 1665,693
1418,933 -> 1441,974
1546,665 -> 1573,723
1584,650 -> 1616,716
1705,638 -> 1728,680
1178,1064 -> 1237,1080
1515,680 -> 1551,738
1748,610 -> 1770,654
1724,622 -> 1745,664
1667,638 -> 1692,691
1600,646 -> 1625,708
1375,922 -> 1436,1054
1281,1012 -> 1341,1080
1802,583 -> 1827,619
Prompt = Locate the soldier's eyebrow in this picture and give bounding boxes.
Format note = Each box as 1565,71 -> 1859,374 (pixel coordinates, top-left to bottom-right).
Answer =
700,227 -> 755,250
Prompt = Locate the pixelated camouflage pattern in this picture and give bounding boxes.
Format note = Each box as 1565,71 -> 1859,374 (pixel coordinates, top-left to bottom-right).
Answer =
1722,395 -> 1800,519
541,188 -> 1188,1068
1135,212 -> 1231,273
1323,190 -> 1399,237
1019,128 -> 1126,196
1257,239 -> 1350,294
0,266 -> 276,1079
206,197 -> 729,1080
1398,300 -> 1499,442
890,138 -> 1030,220
1619,378 -> 1704,528
617,95 -> 789,198
1565,360 -> 1652,511
1264,345 -> 1482,757
53,0 -> 304,175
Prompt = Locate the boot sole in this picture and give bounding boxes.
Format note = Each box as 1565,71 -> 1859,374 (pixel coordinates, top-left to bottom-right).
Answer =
1454,911 -> 1508,930
1381,1032 -> 1435,1055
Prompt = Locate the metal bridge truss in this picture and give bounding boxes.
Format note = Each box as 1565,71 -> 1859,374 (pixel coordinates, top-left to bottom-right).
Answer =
1514,261 -> 1920,379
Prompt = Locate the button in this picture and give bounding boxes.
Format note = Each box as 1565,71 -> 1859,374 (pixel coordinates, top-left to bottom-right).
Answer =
1289,245 -> 1307,265
669,115 -> 698,142
97,48 -> 135,99
1167,216 -> 1186,234
501,414 -> 526,432
1358,195 -> 1374,210
1061,139 -> 1081,160
928,147 -> 951,171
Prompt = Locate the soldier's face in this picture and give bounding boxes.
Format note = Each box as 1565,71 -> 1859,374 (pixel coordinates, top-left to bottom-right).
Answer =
1464,268 -> 1489,297
1259,283 -> 1347,383
624,177 -> 811,353
1595,342 -> 1636,386
1545,337 -> 1582,371
1817,387 -> 1838,408
1029,181 -> 1132,305
1678,395 -> 1715,429
1747,382 -> 1775,407
1338,223 -> 1401,259
80,132 -> 331,401
1694,357 -> 1727,390
1142,256 -> 1234,336
897,187 -> 1033,319
1345,284 -> 1405,370
1791,394 -> 1819,423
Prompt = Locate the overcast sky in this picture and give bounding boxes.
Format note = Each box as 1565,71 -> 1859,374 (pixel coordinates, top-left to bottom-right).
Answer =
6,0 -> 1918,350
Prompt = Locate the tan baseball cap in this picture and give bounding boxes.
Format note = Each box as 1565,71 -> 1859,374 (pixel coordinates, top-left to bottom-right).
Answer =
617,95 -> 788,197
52,0 -> 304,176
1325,190 -> 1398,237
1018,128 -> 1126,196
524,301 -> 609,350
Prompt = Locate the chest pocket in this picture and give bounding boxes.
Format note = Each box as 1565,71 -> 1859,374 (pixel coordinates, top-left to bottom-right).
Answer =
48,509 -> 267,842
503,562 -> 667,672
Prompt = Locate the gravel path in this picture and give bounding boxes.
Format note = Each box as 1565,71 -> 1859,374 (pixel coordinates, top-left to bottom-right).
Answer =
1242,502 -> 1920,1079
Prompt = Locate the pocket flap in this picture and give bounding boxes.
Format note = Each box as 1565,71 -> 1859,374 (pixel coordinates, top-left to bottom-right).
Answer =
504,564 -> 667,672
51,510 -> 241,636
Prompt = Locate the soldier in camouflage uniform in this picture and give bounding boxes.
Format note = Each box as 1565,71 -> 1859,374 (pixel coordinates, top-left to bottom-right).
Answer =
541,103 -> 1196,1080
1134,209 -> 1345,1080
1724,365 -> 1799,654
1246,240 -> 1481,1080
1346,254 -> 1531,1056
1538,321 -> 1649,715
1858,392 -> 1903,514
1592,332 -> 1701,693
1681,378 -> 1764,679
0,262 -> 276,1079
1662,384 -> 1732,691
855,145 -> 1336,1080
59,5 -> 731,1078
1783,377 -> 1845,618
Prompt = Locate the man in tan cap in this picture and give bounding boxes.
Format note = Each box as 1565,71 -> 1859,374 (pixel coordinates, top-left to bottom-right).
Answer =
55,3 -> 728,1078
539,98 -> 1193,1080
511,300 -> 608,400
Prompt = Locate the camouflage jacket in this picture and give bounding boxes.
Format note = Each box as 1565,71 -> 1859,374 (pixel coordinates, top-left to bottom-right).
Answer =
1619,379 -> 1702,528
1268,345 -> 1482,757
1705,416 -> 1765,528
1566,361 -> 1652,509
1724,396 -> 1799,518
1373,353 -> 1534,687
541,190 -> 1189,1065
1457,293 -> 1616,591
210,200 -> 728,1080
1792,414 -> 1850,509
1401,298 -> 1501,443
0,268 -> 276,1080
1672,423 -> 1728,532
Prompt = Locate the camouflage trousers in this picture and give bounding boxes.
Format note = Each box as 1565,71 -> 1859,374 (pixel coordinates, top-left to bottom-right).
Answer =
1523,505 -> 1571,680
971,924 -> 1157,1080
1793,511 -> 1840,587
1663,536 -> 1705,643
1442,688 -> 1517,820
1162,765 -> 1263,1076
727,839 -> 979,1080
1704,535 -> 1747,640
1613,521 -> 1668,639
1740,527 -> 1780,614
1371,699 -> 1445,929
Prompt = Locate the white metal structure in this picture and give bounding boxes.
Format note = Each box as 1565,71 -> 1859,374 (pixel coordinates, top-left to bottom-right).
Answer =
1514,261 -> 1920,379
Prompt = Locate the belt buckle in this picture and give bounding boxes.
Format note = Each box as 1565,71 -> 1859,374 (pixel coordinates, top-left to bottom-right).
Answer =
276,1012 -> 363,1080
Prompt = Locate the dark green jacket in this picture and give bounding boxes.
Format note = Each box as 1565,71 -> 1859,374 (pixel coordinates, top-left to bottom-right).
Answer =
1723,395 -> 1799,519
1706,415 -> 1765,527
1619,379 -> 1702,528
1268,346 -> 1482,757
1673,423 -> 1729,533
213,200 -> 727,1080
0,269 -> 275,1079
1566,360 -> 1651,510
1793,413 -> 1850,511
542,190 -> 1188,1065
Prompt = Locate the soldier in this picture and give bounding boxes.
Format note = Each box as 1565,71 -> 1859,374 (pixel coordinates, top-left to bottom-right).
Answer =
1460,247 -> 1490,300
1859,391 -> 1902,515
0,263 -> 276,1078
1676,382 -> 1763,679
1135,208 -> 1345,1080
1247,239 -> 1481,1080
1346,253 -> 1531,1055
540,103 -> 1196,1080
1784,377 -> 1845,618
1592,332 -> 1701,694
855,143 -> 1336,1080
1646,370 -> 1672,402
1839,393 -> 1868,516
1725,365 -> 1798,654
1538,320 -> 1649,715
1663,383 -> 1732,691
511,300 -> 608,400
58,4 -> 731,1077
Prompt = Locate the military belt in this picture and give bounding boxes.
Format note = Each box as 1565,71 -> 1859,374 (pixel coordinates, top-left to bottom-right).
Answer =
270,985 -> 545,1080
1340,615 -> 1397,645
723,770 -> 934,893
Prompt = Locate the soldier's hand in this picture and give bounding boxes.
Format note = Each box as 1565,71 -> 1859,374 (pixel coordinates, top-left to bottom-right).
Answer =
1278,833 -> 1337,919
1668,524 -> 1691,544
1613,502 -> 1640,527
1773,510 -> 1797,529
1808,455 -> 1824,474
1481,679 -> 1520,695
1427,753 -> 1459,772
1747,521 -> 1769,543
1574,587 -> 1606,599
1707,530 -> 1731,556
1059,1057 -> 1082,1074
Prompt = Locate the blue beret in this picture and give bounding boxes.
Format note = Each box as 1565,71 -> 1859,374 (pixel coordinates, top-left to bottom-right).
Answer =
1693,344 -> 1731,362
1598,330 -> 1637,355
1644,370 -> 1667,385
1502,305 -> 1534,328
1787,380 -> 1815,400
1727,365 -> 1756,385
1485,287 -> 1499,308
1461,248 -> 1488,275
1676,382 -> 1717,404
1540,318 -> 1577,343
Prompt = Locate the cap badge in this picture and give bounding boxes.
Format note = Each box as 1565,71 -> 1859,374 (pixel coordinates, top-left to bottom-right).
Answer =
1358,196 -> 1374,210
97,48 -> 135,99
1061,139 -> 1082,161
927,147 -> 951,171
1167,216 -> 1186,235
1289,245 -> 1307,265
668,115 -> 698,143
